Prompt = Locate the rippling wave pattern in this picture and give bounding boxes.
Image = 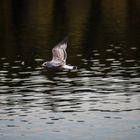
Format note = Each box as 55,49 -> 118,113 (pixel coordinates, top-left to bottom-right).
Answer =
0,0 -> 140,140
0,47 -> 140,112
0,46 -> 140,139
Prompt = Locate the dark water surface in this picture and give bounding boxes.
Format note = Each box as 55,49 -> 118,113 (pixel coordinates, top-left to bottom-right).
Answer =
0,0 -> 140,140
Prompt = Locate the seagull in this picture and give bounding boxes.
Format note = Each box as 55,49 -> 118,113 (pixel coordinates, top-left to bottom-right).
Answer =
42,37 -> 76,70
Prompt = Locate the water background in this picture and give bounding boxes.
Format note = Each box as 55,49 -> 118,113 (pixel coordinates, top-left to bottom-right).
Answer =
0,0 -> 140,140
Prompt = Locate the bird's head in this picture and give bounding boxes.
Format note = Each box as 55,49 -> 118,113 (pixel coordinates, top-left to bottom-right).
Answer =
42,62 -> 48,68
42,61 -> 58,69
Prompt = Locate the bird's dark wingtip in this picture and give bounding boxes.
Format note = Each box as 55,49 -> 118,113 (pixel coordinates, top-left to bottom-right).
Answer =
60,37 -> 68,44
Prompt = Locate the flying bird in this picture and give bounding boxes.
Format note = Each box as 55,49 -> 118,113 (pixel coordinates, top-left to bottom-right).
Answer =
42,37 -> 76,70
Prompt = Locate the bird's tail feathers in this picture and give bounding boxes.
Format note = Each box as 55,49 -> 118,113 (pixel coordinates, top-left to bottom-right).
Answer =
62,64 -> 77,70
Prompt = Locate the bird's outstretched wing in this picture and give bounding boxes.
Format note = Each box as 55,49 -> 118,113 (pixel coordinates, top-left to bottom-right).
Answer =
51,37 -> 68,64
